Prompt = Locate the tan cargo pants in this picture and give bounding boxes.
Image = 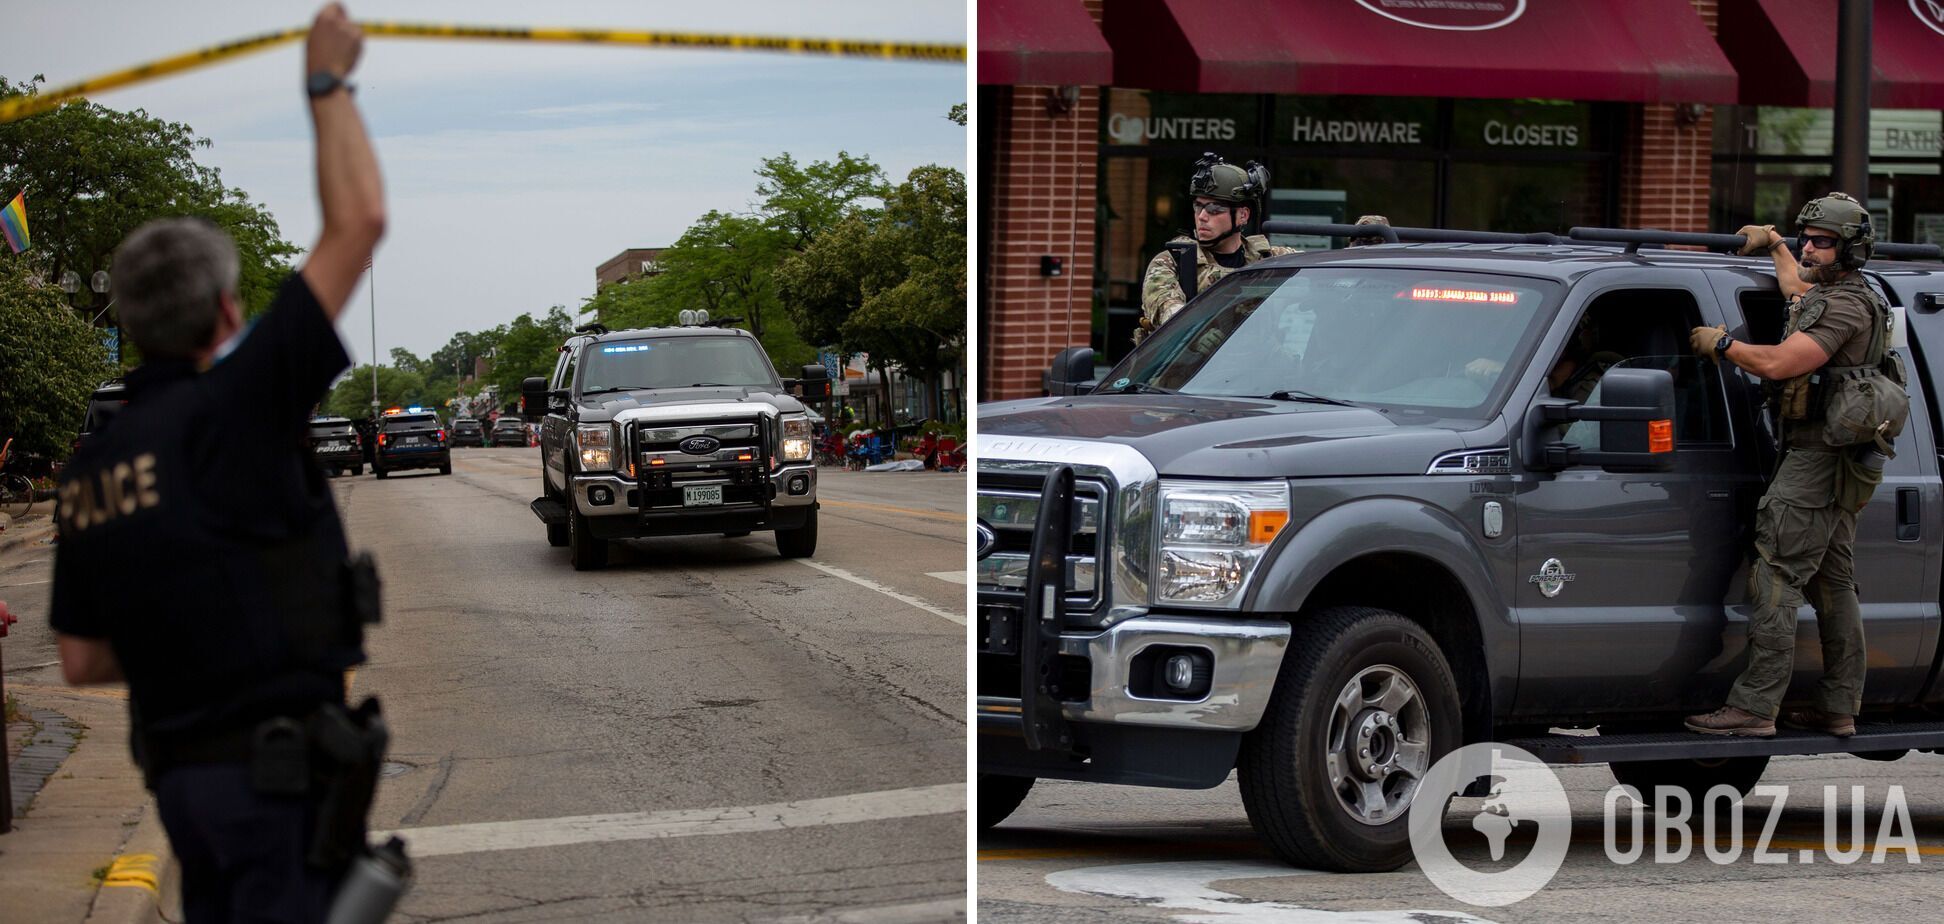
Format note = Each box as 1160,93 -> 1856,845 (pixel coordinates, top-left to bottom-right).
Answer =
1726,448 -> 1867,719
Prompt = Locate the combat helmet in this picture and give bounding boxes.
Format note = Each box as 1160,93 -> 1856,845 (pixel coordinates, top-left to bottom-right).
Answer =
1187,153 -> 1269,246
1796,192 -> 1875,269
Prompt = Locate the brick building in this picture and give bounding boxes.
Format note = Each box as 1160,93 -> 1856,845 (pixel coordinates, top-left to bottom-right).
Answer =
977,0 -> 1944,400
594,247 -> 667,290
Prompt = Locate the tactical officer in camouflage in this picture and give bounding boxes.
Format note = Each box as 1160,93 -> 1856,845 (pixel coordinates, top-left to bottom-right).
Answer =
1135,153 -> 1297,346
1685,192 -> 1891,738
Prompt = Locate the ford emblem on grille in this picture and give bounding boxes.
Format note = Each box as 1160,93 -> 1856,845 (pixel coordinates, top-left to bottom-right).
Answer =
680,436 -> 721,455
975,520 -> 998,560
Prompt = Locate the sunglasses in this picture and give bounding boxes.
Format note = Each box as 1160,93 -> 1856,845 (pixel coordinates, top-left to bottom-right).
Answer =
1799,233 -> 1840,251
1191,201 -> 1234,216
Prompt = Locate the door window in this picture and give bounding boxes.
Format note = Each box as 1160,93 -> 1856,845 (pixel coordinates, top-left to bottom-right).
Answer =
1549,289 -> 1732,451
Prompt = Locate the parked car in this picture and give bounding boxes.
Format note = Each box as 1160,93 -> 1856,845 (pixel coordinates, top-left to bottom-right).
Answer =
307,416 -> 363,476
73,379 -> 127,454
978,222 -> 1944,873
450,417 -> 485,447
373,411 -> 451,478
489,417 -> 530,447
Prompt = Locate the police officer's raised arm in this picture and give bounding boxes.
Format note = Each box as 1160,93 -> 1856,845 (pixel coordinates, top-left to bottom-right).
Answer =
298,3 -> 385,318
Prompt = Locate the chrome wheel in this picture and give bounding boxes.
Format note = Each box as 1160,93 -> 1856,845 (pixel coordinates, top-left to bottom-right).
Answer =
1324,664 -> 1430,826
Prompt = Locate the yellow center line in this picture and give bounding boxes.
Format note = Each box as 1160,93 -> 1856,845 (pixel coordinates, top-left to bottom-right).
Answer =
820,498 -> 964,522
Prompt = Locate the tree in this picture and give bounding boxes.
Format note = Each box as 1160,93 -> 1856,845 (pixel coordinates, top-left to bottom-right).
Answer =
948,103 -> 967,126
0,259 -> 114,460
755,151 -> 888,251
322,365 -> 427,419
485,307 -> 575,400
0,76 -> 301,350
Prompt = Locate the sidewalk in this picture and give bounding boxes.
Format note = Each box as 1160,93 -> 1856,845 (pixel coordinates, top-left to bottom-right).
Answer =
2,513 -> 180,923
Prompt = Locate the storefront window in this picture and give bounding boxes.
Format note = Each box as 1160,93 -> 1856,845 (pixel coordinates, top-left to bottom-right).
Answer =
1712,105 -> 1944,245
1447,161 -> 1608,234
1102,88 -> 1257,148
1268,159 -> 1435,248
1449,99 -> 1598,154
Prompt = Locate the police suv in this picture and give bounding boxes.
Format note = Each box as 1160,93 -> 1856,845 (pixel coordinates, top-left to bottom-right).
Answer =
977,222 -> 1944,872
523,317 -> 829,570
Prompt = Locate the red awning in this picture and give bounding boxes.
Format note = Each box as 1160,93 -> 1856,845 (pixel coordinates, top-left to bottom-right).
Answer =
1102,0 -> 1738,103
978,0 -> 1113,86
1719,0 -> 1944,108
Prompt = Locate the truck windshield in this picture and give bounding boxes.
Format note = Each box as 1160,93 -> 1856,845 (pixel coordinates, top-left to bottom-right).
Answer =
1116,267 -> 1558,414
581,337 -> 778,391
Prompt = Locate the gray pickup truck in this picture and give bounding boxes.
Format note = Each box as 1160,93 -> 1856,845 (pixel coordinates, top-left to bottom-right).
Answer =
976,224 -> 1944,873
524,322 -> 829,570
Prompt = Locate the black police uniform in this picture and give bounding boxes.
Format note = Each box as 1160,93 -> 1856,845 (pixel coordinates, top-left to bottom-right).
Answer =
51,274 -> 367,922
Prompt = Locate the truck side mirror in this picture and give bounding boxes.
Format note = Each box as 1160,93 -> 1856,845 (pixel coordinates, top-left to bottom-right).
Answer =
1045,347 -> 1096,396
520,376 -> 549,422
792,364 -> 831,398
1523,367 -> 1677,472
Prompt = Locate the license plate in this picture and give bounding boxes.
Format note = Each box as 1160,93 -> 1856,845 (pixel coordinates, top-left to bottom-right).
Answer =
404,436 -> 422,445
980,606 -> 1021,656
683,485 -> 724,507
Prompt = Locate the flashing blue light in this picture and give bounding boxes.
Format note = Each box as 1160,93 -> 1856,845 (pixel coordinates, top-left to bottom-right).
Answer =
407,406 -> 424,413
601,344 -> 653,353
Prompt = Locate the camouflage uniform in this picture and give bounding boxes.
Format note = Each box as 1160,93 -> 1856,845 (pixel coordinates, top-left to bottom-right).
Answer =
1135,234 -> 1296,345
1726,273 -> 1883,719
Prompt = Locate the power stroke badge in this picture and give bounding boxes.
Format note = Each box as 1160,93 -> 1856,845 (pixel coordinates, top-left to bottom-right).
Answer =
1527,558 -> 1576,598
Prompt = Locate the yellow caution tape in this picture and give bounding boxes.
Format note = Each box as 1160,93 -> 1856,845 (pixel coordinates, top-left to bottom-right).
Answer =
101,852 -> 161,893
0,21 -> 963,125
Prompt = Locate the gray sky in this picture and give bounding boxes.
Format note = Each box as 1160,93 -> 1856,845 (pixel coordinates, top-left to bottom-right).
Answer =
0,1 -> 967,366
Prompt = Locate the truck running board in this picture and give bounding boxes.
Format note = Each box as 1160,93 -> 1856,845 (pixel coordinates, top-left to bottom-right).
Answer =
530,496 -> 569,526
1503,721 -> 1944,765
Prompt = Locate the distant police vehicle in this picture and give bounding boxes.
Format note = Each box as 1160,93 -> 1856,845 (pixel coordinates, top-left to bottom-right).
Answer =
373,409 -> 451,479
524,314 -> 830,570
74,379 -> 128,454
978,222 -> 1944,873
307,416 -> 363,476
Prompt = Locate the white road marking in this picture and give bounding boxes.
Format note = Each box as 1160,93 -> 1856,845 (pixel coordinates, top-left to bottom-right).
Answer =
375,783 -> 964,858
795,559 -> 964,625
1046,860 -> 1500,924
0,579 -> 50,587
926,571 -> 967,585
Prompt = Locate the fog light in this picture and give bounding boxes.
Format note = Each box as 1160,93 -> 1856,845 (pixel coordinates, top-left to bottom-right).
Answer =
788,474 -> 809,495
1165,654 -> 1196,691
589,486 -> 614,506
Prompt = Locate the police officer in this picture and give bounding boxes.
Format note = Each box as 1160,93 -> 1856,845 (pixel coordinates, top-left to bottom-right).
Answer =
52,5 -> 387,919
1135,153 -> 1296,346
1684,192 -> 1887,738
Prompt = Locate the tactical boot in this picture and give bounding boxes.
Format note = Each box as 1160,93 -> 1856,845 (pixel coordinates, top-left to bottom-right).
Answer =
1781,708 -> 1856,737
1684,706 -> 1776,737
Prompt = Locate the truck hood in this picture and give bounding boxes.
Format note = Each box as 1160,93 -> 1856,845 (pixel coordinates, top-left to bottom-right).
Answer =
979,395 -> 1475,478
577,386 -> 807,419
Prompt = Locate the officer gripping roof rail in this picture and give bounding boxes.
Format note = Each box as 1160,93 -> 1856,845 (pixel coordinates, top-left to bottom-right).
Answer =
52,5 -> 408,921
982,211 -> 1944,874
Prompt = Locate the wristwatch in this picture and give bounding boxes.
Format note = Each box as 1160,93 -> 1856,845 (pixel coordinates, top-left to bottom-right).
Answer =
305,70 -> 352,99
1715,332 -> 1734,358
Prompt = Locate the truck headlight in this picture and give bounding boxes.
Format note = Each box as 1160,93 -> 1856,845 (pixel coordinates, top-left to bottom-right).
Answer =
577,424 -> 615,470
781,415 -> 813,462
1156,480 -> 1290,606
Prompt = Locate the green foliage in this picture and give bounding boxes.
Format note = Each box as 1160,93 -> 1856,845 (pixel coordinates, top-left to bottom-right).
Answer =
0,76 -> 300,351
0,258 -> 114,459
323,365 -> 426,419
947,103 -> 967,126
756,151 -> 889,251
486,307 -> 575,399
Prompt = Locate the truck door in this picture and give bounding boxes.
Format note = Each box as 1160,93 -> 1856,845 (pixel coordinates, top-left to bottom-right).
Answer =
543,343 -> 576,491
1512,271 -> 1757,716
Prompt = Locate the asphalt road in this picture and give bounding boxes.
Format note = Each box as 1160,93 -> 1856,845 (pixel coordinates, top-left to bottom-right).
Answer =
2,449 -> 969,922
979,751 -> 1944,923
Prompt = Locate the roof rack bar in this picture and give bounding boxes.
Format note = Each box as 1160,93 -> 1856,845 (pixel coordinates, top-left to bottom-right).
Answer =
1877,242 -> 1944,260
1260,220 -> 1397,244
1261,221 -> 1559,245
1570,227 -> 1747,252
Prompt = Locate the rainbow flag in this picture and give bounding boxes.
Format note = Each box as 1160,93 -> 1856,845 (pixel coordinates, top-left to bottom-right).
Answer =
0,190 -> 27,253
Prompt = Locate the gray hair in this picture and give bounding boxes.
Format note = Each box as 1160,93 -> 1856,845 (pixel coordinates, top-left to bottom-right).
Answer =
111,217 -> 240,360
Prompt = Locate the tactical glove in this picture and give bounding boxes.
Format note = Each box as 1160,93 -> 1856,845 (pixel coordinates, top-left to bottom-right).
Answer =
1690,324 -> 1728,361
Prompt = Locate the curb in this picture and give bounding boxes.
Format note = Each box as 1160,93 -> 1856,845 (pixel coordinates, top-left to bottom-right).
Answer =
0,514 -> 54,557
84,797 -> 179,924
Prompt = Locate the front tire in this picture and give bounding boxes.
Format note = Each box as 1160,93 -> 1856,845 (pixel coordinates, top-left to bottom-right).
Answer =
439,457 -> 453,476
350,464 -> 363,476
776,508 -> 818,558
569,505 -> 608,570
1239,606 -> 1462,873
979,774 -> 1035,829
546,520 -> 569,547
374,463 -> 389,479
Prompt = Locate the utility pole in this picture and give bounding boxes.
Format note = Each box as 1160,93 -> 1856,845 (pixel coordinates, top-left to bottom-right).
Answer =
1832,0 -> 1871,199
367,257 -> 379,417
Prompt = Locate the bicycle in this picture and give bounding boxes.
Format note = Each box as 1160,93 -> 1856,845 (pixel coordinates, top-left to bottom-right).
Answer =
0,438 -> 35,516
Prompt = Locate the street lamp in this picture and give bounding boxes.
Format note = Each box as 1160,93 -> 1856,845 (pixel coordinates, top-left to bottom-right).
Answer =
60,269 -> 117,363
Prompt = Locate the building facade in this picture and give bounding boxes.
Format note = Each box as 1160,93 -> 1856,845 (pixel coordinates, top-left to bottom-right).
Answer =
978,0 -> 1944,400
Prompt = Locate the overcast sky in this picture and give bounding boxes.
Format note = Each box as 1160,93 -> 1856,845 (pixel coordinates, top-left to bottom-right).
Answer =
0,1 -> 967,367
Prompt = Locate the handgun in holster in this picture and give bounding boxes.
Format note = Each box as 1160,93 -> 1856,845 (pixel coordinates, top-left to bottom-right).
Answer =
307,697 -> 389,871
